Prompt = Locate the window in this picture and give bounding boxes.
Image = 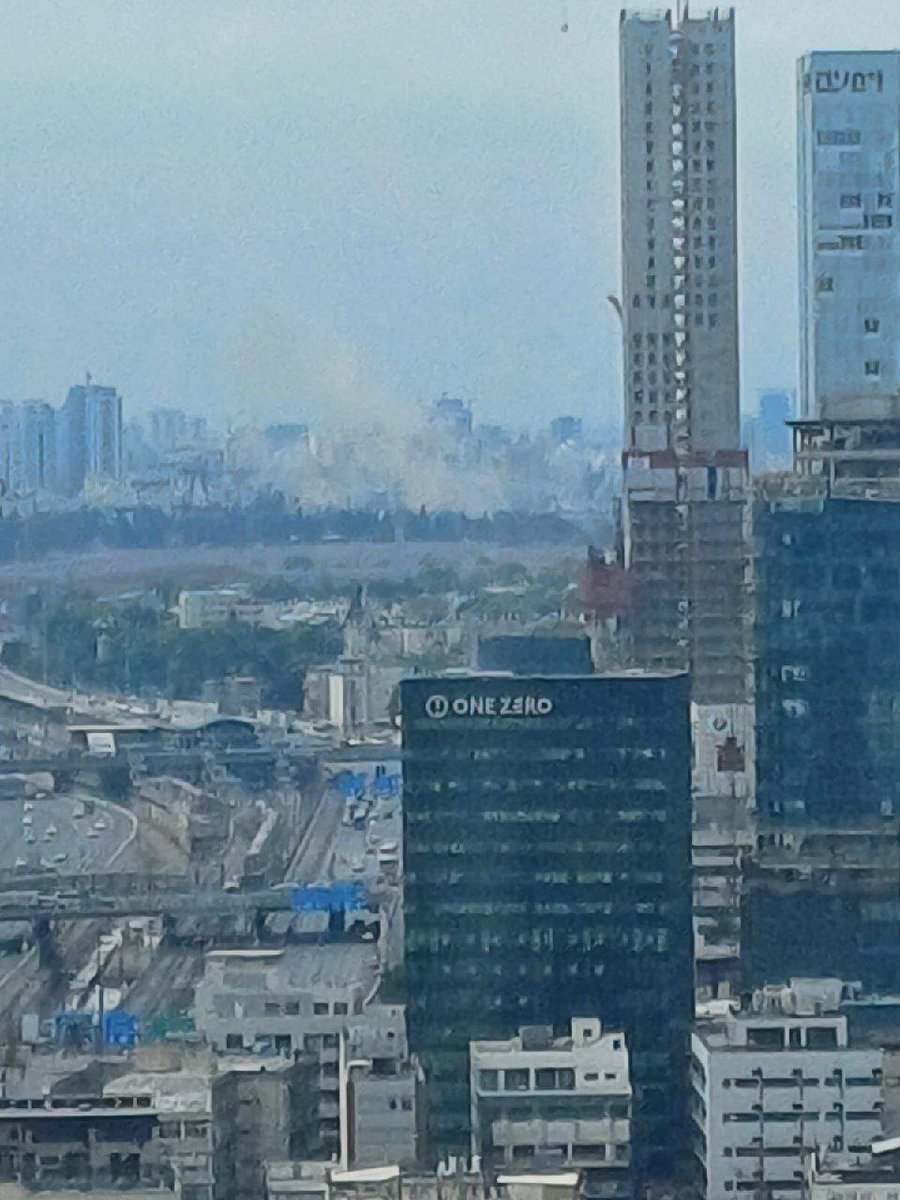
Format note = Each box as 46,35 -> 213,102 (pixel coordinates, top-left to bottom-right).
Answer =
864,318 -> 880,334
807,1027 -> 838,1049
865,361 -> 881,378
840,235 -> 863,250
505,1069 -> 530,1092
840,194 -> 861,208
817,129 -> 861,146
333,1002 -> 348,1016
817,276 -> 834,293
313,1002 -> 328,1015
226,1034 -> 243,1050
747,1027 -> 783,1050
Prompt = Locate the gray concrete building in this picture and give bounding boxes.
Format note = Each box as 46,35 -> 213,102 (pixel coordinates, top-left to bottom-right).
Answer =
618,5 -> 751,703
194,945 -> 380,1157
798,52 -> 900,421
341,1007 -> 425,1170
211,1059 -> 319,1200
620,5 -> 739,455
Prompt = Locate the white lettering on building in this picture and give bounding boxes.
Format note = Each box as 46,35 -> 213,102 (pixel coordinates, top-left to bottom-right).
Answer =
424,693 -> 554,719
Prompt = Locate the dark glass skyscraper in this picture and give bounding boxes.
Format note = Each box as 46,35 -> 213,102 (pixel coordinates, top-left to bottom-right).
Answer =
401,672 -> 693,1179
747,486 -> 900,990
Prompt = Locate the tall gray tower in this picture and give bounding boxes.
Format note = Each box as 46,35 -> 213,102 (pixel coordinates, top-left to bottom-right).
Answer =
620,5 -> 740,453
798,52 -> 900,421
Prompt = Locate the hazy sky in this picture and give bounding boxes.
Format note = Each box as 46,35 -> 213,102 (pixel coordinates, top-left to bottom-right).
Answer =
0,0 -> 895,431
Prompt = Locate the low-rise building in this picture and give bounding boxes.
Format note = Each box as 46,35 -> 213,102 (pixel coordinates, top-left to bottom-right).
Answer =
341,1006 -> 425,1170
0,1049 -> 317,1200
211,1058 -> 319,1200
803,1136 -> 900,1200
193,945 -> 381,1157
469,1020 -> 632,1200
692,980 -> 884,1200
175,588 -> 252,630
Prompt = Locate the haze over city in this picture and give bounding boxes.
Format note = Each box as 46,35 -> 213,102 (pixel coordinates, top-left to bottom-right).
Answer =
0,0 -> 894,429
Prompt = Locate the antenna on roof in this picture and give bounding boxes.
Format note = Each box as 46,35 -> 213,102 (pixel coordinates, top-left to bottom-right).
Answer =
676,0 -> 689,24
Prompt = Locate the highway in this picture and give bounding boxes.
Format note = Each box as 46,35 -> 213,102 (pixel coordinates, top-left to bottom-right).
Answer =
288,786 -> 347,883
0,793 -> 136,876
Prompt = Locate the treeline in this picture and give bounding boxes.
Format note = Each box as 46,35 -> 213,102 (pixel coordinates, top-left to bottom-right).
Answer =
6,599 -> 342,709
0,504 -> 584,562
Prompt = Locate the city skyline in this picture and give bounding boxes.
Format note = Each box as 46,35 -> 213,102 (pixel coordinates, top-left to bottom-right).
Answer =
0,0 -> 895,430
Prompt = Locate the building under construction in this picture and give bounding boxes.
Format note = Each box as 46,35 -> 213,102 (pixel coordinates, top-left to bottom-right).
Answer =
618,6 -> 754,981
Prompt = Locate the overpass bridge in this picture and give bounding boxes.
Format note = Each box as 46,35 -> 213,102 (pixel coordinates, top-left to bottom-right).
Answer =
0,666 -> 135,723
0,870 -> 374,924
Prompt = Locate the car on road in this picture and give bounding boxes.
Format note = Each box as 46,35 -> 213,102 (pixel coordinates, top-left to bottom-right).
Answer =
23,802 -> 32,813
45,824 -> 58,837
21,815 -> 32,827
93,819 -> 107,831
86,828 -> 99,839
14,857 -> 26,869
24,832 -> 35,844
52,853 -> 68,865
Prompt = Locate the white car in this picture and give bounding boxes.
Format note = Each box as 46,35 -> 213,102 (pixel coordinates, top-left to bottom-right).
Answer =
24,832 -> 35,845
93,819 -> 107,831
21,815 -> 32,828
86,828 -> 99,839
14,857 -> 26,869
45,824 -> 58,837
23,802 -> 33,813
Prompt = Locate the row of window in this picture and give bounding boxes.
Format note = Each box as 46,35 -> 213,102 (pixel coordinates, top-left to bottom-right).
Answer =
839,192 -> 893,209
723,1110 -> 878,1123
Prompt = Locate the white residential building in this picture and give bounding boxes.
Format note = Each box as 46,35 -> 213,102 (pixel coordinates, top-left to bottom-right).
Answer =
692,980 -> 884,1200
470,1020 -> 632,1198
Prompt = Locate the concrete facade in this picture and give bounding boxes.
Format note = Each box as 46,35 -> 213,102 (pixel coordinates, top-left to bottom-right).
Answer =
692,982 -> 884,1200
620,6 -> 739,455
470,1020 -> 632,1199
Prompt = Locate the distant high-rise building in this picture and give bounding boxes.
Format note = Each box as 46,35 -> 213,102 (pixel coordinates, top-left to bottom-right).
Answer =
550,416 -> 583,447
58,378 -> 122,494
798,52 -> 899,420
150,407 -> 189,453
620,5 -> 740,454
401,672 -> 693,1178
744,389 -> 794,474
0,401 -> 57,497
263,423 -> 311,452
431,394 -> 473,439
